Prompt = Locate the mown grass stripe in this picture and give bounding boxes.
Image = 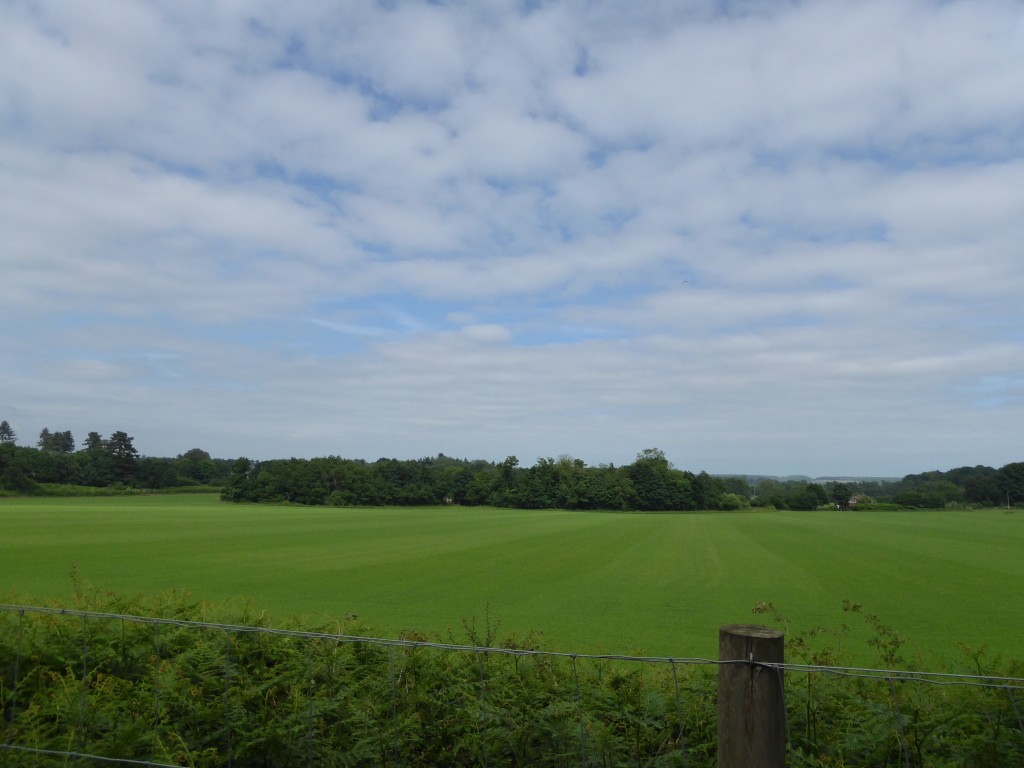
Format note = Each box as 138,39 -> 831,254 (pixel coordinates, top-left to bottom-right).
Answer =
2,495 -> 1022,661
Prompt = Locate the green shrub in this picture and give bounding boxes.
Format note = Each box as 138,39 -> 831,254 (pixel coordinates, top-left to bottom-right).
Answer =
718,493 -> 749,510
2,591 -> 1022,767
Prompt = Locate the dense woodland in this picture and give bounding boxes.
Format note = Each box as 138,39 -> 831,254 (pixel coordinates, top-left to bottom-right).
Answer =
1,420 -> 1023,510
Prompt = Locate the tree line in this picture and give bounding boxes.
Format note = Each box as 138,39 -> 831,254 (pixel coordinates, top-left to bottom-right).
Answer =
221,451 -> 1024,510
2,419 -> 1022,509
0,421 -> 231,492
221,449 -> 753,510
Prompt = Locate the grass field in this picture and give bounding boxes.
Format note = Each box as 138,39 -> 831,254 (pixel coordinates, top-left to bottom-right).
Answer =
2,494 -> 1022,663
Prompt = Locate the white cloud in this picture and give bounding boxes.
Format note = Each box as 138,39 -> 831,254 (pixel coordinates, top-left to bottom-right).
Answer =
460,324 -> 512,344
341,4 -> 469,102
1,0 -> 1022,475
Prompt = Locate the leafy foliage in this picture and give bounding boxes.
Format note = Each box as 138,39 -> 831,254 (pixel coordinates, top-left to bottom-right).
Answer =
0,590 -> 715,767
2,591 -> 1022,767
221,451 -> 733,511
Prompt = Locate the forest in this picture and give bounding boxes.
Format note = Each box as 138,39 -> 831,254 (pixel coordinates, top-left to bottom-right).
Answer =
1,420 -> 1022,511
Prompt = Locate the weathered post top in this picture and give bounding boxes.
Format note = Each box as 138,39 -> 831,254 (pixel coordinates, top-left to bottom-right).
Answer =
719,624 -> 785,643
717,624 -> 786,768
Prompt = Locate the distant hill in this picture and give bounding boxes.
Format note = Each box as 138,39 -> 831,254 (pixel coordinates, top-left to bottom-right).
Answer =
719,474 -> 901,484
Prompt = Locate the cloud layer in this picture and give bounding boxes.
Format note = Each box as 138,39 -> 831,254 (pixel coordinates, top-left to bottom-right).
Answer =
2,0 -> 1023,475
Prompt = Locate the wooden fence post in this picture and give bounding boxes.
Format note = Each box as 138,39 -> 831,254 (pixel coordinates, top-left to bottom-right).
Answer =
717,624 -> 785,768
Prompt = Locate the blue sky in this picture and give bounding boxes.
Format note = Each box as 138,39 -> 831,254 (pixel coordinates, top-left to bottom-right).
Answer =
2,0 -> 1023,476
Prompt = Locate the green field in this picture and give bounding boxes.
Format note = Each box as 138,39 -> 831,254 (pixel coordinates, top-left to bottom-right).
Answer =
2,495 -> 1022,662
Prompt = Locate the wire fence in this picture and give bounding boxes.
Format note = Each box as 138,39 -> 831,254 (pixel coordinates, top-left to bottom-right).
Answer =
2,603 -> 1023,767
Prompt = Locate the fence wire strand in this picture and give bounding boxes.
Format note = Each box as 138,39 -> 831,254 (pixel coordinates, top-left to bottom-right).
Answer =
5,602 -> 1021,689
0,744 -> 182,768
761,660 -> 1024,691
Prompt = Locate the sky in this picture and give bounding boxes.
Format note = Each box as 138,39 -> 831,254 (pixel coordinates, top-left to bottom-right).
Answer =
2,0 -> 1023,477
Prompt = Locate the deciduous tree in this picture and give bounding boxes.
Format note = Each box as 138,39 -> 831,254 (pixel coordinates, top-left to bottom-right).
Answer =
997,461 -> 1024,506
828,482 -> 852,509
629,448 -> 695,511
175,448 -> 218,485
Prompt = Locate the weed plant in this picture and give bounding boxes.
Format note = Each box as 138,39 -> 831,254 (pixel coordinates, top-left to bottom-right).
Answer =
2,589 -> 1022,767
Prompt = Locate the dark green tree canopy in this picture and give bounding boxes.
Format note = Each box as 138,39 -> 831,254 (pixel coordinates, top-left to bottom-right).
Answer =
1,420 -> 1021,512
38,428 -> 75,453
84,431 -> 105,452
998,462 -> 1024,505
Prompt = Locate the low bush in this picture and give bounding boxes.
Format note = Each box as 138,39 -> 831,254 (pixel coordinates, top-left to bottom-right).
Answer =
1,591 -> 1022,767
